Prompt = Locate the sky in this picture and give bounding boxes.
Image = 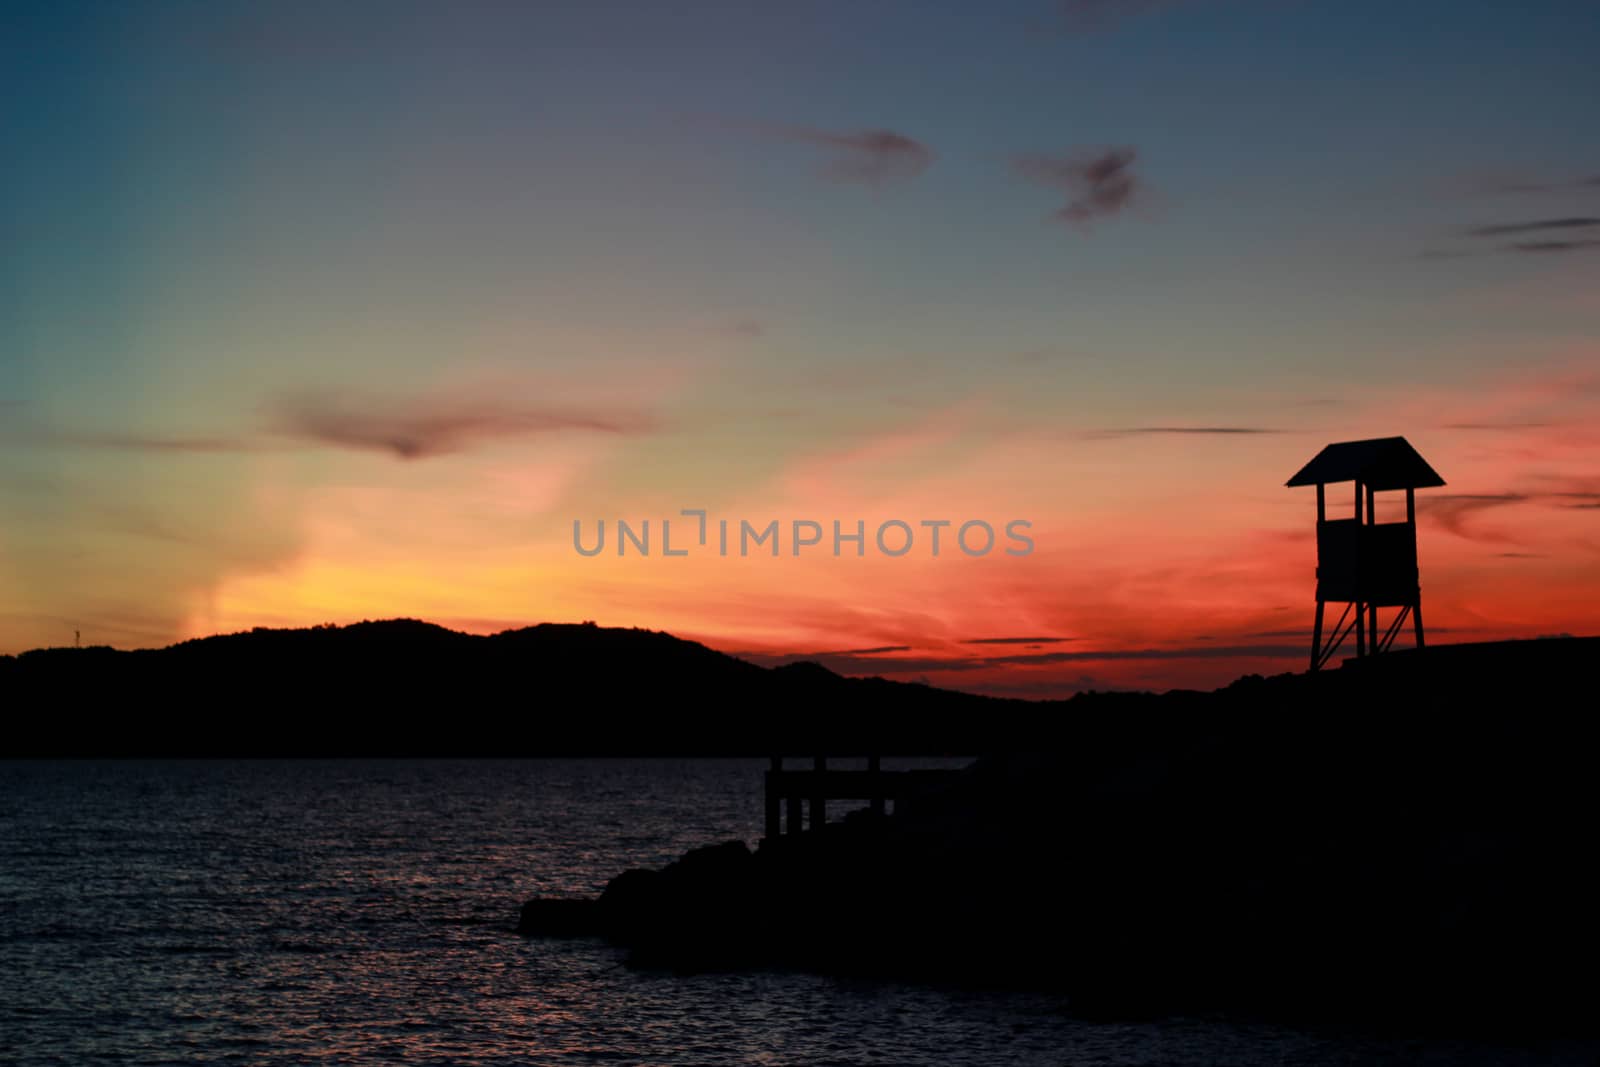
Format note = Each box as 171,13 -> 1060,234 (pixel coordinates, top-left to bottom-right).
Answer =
3,0 -> 1598,696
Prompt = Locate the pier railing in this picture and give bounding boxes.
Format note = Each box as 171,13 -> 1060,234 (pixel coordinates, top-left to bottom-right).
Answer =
763,756 -> 962,839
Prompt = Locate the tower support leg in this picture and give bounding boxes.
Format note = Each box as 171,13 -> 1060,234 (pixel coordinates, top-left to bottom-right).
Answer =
1310,600 -> 1325,671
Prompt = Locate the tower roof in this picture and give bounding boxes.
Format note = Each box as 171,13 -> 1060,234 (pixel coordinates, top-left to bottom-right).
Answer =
1285,436 -> 1445,491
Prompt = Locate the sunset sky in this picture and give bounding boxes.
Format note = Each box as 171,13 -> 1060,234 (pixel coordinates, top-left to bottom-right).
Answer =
3,0 -> 1598,695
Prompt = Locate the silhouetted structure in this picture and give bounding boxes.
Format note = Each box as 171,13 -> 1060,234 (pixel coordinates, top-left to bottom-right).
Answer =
1287,436 -> 1444,669
762,755 -> 960,838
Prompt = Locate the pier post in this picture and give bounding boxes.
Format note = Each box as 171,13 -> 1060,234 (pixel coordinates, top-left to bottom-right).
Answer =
811,755 -> 826,830
765,756 -> 781,840
869,754 -> 885,818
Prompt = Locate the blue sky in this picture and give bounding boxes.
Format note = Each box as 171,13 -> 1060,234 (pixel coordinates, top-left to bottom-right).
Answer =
3,0 -> 1598,689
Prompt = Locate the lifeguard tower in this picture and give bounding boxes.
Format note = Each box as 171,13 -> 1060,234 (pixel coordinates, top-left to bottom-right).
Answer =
1286,436 -> 1445,670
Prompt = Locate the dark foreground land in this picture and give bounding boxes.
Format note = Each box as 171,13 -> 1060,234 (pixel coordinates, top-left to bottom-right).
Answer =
517,635 -> 1600,1030
8,622 -> 1598,1027
0,619 -> 1012,755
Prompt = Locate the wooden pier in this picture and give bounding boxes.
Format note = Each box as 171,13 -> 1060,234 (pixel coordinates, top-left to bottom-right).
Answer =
763,756 -> 961,839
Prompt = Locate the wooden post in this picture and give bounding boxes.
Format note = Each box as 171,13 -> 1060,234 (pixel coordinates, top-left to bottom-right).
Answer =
1407,485 -> 1425,649
811,755 -> 826,830
1366,485 -> 1377,649
1354,481 -> 1366,658
1311,600 -> 1325,671
1312,482 -> 1326,671
765,757 -> 781,840
869,754 -> 885,818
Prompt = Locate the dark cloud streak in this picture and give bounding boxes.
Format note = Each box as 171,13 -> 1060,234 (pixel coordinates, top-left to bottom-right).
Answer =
1441,215 -> 1600,257
6,429 -> 263,454
742,642 -> 1304,676
1083,426 -> 1280,439
1476,173 -> 1600,195
1507,238 -> 1600,254
272,392 -> 655,460
1012,147 -> 1143,225
8,392 -> 656,462
758,124 -> 934,186
1464,216 -> 1600,237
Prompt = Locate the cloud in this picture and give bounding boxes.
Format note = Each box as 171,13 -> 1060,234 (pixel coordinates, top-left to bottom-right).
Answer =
1473,172 -> 1600,196
813,645 -> 914,656
741,651 -> 988,674
7,430 -> 261,454
1082,426 -> 1280,439
741,641 -> 1303,677
1463,217 -> 1600,238
1417,493 -> 1529,542
272,392 -> 654,460
1011,147 -> 1143,224
760,124 -> 935,186
1440,216 -> 1600,257
964,636 -> 1075,645
1507,238 -> 1600,254
977,643 -> 1304,665
8,389 -> 658,462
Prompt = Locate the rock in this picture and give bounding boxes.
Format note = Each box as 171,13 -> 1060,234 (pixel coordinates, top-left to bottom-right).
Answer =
516,897 -> 602,937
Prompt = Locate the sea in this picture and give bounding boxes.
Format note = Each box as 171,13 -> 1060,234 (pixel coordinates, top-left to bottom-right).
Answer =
1,759 -> 1592,1066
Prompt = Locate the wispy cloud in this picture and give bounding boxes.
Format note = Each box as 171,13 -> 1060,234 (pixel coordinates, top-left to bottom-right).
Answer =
742,641 -> 1303,677
757,124 -> 935,186
5,428 -> 263,454
1012,147 -> 1143,225
1555,491 -> 1600,509
273,392 -> 655,460
1441,420 -> 1555,431
1439,216 -> 1600,257
815,645 -> 913,656
1082,425 -> 1279,439
1471,172 -> 1600,196
980,643 -> 1304,665
1507,238 -> 1600,254
7,388 -> 658,461
964,636 -> 1074,645
1464,217 -> 1600,238
1417,493 -> 1530,542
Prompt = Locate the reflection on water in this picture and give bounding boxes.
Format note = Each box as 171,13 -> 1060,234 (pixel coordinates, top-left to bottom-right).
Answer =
1,760 -> 1590,1065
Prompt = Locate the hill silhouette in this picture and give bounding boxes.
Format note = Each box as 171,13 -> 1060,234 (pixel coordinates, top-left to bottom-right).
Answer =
0,619 -> 1019,756
5,621 -> 1597,761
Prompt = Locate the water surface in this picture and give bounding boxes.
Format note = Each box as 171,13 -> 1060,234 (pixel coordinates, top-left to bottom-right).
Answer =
1,759 -> 1588,1065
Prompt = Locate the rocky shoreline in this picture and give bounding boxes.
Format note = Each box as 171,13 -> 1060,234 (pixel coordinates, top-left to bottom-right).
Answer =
518,638 -> 1600,1029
